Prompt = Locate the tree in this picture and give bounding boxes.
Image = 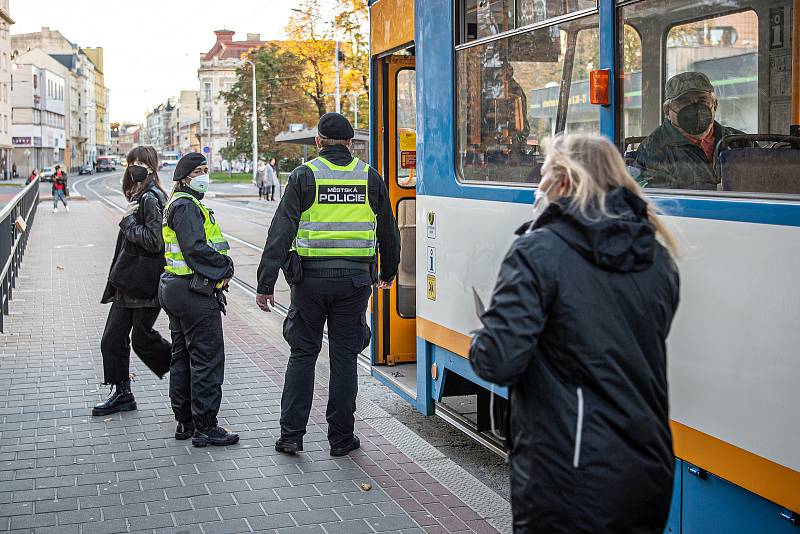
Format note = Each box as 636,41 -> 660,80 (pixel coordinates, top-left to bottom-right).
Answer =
220,44 -> 315,164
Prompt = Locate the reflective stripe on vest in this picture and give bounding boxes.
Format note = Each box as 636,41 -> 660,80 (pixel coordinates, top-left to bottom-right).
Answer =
162,192 -> 229,275
294,156 -> 377,258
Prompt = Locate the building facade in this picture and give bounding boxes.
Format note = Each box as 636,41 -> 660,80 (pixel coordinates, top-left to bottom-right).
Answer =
11,27 -> 97,171
198,30 -> 266,170
144,103 -> 164,152
0,0 -> 13,179
175,90 -> 199,155
83,48 -> 109,156
110,122 -> 141,157
11,50 -> 66,177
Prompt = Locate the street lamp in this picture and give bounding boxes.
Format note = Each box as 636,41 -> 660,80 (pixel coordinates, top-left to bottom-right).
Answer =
291,8 -> 341,113
243,59 -> 258,186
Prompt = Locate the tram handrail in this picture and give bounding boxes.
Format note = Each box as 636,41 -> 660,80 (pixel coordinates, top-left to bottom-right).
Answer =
0,177 -> 40,332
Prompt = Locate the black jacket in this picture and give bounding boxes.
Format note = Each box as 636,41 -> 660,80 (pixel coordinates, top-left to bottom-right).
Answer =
256,145 -> 400,295
101,182 -> 167,308
470,188 -> 680,534
163,187 -> 234,282
633,120 -> 743,190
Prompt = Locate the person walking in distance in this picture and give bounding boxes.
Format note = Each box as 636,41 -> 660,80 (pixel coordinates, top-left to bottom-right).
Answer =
256,160 -> 266,200
470,134 -> 680,533
256,113 -> 400,456
265,157 -> 279,201
52,165 -> 69,213
94,146 -> 172,416
158,152 -> 239,447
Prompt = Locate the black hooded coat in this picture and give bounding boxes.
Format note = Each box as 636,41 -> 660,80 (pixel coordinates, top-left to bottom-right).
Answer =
470,187 -> 680,533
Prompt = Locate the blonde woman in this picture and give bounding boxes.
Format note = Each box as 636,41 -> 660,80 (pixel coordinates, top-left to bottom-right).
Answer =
470,133 -> 680,533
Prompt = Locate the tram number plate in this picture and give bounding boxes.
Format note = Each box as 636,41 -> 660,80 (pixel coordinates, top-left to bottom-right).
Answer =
426,274 -> 436,301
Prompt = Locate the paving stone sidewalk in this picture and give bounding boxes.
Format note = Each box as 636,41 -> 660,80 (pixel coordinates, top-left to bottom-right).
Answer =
0,202 -> 509,533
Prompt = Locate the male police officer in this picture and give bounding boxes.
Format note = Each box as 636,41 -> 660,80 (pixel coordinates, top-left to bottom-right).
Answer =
256,113 -> 400,456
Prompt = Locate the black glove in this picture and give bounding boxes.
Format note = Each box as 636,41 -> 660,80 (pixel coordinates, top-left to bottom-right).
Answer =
216,291 -> 227,315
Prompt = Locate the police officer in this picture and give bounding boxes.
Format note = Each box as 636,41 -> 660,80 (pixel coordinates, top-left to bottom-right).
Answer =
158,152 -> 239,447
256,113 -> 400,456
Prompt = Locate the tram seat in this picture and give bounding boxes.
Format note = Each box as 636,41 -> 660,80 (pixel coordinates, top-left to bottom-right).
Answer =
396,200 -> 416,286
715,135 -> 800,194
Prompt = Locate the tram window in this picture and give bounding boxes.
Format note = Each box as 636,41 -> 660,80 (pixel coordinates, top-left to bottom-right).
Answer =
396,69 -> 416,188
461,0 -> 597,43
396,198 -> 416,319
456,15 -> 600,184
621,1 -> 797,194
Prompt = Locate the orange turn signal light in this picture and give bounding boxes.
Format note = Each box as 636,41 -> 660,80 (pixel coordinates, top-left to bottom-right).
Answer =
590,69 -> 610,106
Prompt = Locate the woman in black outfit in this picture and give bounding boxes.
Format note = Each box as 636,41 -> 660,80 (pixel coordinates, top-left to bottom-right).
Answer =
93,146 -> 172,416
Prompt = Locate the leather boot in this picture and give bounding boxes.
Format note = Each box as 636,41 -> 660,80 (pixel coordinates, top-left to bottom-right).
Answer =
92,380 -> 137,416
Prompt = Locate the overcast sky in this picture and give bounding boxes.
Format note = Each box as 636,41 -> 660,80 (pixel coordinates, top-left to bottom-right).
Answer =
11,0 -> 338,123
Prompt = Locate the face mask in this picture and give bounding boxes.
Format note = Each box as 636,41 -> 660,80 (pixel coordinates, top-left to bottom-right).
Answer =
674,103 -> 713,135
526,183 -> 554,233
187,173 -> 210,194
129,165 -> 149,182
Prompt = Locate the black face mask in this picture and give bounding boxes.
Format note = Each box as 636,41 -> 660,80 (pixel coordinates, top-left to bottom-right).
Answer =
674,103 -> 714,135
129,165 -> 149,182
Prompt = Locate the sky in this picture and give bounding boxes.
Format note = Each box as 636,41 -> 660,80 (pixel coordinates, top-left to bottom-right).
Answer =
10,0 -> 338,123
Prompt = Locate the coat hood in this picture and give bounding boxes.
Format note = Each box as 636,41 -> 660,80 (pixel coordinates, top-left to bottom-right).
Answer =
524,187 -> 656,273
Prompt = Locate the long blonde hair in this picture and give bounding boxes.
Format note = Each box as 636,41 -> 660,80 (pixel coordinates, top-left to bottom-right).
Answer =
542,133 -> 680,261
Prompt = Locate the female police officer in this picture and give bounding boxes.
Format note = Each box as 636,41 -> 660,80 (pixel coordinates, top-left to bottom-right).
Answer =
158,152 -> 238,447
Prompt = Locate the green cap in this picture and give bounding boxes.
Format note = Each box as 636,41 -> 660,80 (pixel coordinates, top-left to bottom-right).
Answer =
664,72 -> 714,101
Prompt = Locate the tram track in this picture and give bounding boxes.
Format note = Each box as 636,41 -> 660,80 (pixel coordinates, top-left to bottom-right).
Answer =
83,172 -> 506,458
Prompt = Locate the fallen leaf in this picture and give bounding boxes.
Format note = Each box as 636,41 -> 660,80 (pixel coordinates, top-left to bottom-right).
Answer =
360,483 -> 372,491
103,417 -> 112,422
56,265 -> 64,270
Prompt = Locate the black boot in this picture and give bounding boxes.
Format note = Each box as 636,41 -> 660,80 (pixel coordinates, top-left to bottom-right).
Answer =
92,380 -> 136,416
192,426 -> 239,447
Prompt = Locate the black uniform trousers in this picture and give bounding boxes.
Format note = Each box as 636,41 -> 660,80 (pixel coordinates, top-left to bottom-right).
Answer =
158,274 -> 226,429
100,303 -> 172,384
280,272 -> 372,448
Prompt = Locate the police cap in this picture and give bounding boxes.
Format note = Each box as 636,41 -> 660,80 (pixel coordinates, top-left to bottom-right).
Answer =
173,152 -> 207,181
664,72 -> 714,102
317,112 -> 354,140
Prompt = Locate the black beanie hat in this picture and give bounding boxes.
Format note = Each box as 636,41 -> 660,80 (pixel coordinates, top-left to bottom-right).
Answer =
173,153 -> 207,181
317,112 -> 354,140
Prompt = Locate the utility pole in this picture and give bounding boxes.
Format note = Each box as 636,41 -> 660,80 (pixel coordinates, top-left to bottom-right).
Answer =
244,59 -> 258,185
334,40 -> 341,114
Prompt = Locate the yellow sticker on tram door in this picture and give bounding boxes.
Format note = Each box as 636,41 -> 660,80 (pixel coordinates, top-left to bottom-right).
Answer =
426,274 -> 436,301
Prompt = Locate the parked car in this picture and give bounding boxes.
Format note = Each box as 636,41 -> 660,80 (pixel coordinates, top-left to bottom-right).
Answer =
40,166 -> 54,182
78,163 -> 94,175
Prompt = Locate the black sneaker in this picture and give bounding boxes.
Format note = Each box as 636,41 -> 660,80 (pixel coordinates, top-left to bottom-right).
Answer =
330,436 -> 360,457
192,426 -> 239,447
175,422 -> 195,440
274,438 -> 303,454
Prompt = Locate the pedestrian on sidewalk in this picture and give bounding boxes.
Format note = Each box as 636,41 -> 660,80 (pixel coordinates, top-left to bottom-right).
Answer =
265,157 -> 279,201
158,152 -> 239,447
26,169 -> 37,185
469,133 -> 680,533
256,160 -> 266,200
256,113 -> 400,457
52,165 -> 69,213
94,146 -> 173,416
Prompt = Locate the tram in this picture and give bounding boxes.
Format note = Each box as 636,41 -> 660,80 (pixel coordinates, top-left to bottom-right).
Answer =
367,0 -> 800,531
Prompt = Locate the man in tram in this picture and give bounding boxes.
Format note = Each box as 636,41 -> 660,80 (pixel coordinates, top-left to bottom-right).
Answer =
634,71 -> 743,190
254,113 -> 400,457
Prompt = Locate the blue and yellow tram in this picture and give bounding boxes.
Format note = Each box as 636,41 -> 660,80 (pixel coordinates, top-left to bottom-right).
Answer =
367,0 -> 799,531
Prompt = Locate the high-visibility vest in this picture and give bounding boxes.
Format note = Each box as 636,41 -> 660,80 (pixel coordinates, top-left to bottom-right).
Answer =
294,156 -> 377,258
162,192 -> 229,275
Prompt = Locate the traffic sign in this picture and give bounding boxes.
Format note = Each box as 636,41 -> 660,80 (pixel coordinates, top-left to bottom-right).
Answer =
203,146 -> 210,154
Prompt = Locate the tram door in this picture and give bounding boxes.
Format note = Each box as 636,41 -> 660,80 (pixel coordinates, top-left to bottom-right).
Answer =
374,55 -> 417,366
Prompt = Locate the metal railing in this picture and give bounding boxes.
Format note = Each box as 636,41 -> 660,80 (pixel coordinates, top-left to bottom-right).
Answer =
0,178 -> 39,332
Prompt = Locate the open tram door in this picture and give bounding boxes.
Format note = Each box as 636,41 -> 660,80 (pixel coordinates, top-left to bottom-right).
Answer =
369,0 -> 418,402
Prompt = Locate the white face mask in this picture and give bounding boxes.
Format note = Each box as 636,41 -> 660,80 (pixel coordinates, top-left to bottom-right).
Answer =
188,173 -> 210,193
526,183 -> 554,233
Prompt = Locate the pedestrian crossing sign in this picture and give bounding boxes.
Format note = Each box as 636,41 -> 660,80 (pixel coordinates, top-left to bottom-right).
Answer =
426,274 -> 436,301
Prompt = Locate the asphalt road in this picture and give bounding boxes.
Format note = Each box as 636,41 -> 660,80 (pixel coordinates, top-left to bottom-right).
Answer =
70,170 -> 511,500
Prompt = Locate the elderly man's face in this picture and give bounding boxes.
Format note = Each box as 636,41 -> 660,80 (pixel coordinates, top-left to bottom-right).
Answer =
664,91 -> 718,138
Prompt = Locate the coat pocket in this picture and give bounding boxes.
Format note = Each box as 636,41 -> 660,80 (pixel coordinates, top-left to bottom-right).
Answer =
573,387 -> 584,468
